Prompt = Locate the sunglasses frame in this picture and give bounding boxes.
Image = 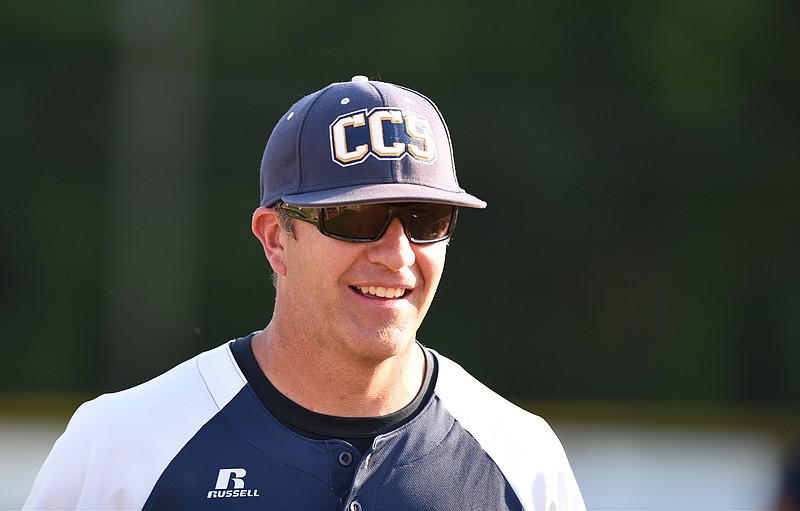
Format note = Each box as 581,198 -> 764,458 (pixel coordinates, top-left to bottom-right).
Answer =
279,202 -> 458,244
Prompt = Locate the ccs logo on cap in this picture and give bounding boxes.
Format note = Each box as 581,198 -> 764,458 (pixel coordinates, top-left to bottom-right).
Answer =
330,108 -> 437,167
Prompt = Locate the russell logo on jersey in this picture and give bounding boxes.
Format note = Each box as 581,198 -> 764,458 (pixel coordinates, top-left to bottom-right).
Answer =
206,468 -> 261,499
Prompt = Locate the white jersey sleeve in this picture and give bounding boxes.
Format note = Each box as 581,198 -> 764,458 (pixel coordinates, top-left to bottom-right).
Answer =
23,344 -> 245,510
433,351 -> 586,511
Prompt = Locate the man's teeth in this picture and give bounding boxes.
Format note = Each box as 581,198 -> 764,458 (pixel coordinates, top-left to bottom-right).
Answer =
358,286 -> 406,298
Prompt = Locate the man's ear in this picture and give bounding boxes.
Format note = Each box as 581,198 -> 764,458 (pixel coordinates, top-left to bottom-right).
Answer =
252,207 -> 287,277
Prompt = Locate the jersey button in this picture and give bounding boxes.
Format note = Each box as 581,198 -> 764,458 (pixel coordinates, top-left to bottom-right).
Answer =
338,451 -> 353,466
349,500 -> 362,511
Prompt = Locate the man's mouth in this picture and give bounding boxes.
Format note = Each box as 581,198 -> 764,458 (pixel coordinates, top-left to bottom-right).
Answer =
352,286 -> 407,298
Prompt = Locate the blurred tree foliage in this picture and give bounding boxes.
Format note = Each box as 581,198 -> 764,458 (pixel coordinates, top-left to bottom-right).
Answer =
0,0 -> 797,405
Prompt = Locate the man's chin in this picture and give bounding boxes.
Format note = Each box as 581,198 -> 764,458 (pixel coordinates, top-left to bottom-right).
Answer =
345,327 -> 419,361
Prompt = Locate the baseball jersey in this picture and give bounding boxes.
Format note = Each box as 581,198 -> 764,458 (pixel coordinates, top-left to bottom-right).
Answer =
24,335 -> 585,510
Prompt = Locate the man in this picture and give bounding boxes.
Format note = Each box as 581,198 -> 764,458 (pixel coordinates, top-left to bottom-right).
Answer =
25,76 -> 585,510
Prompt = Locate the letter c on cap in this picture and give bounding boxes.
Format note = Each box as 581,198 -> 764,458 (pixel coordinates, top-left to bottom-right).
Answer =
369,110 -> 405,157
332,113 -> 368,163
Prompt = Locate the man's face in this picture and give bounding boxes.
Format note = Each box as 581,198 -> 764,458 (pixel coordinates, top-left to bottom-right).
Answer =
277,211 -> 448,362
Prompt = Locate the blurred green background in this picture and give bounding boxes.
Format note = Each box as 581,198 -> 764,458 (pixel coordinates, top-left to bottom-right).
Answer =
1,0 -> 797,407
2,1 -> 798,509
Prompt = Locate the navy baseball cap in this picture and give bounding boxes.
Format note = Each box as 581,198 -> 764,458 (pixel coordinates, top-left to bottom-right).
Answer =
259,76 -> 486,209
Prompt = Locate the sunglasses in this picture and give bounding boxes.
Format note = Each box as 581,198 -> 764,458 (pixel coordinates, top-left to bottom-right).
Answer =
279,202 -> 458,244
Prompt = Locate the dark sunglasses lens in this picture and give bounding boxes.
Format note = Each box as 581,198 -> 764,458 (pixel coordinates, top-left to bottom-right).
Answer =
401,204 -> 454,241
318,203 -> 455,242
322,205 -> 390,240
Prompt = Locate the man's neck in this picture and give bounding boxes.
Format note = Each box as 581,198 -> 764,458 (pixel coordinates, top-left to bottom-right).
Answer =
250,324 -> 426,417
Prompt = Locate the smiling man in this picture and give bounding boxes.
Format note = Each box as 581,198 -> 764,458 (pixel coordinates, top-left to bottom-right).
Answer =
25,77 -> 585,511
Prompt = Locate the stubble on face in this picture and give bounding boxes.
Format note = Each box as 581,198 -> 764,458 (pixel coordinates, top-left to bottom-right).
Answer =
276,221 -> 447,365
253,215 -> 450,416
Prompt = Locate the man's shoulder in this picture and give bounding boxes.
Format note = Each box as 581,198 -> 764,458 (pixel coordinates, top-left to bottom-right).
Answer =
427,349 -> 586,511
69,341 -> 244,438
430,349 -> 547,429
24,342 -> 249,511
428,349 -> 569,475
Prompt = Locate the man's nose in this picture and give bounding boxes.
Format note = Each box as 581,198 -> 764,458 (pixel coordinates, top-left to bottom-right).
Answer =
366,218 -> 416,270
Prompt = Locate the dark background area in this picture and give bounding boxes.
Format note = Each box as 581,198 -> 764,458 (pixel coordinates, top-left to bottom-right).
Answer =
1,0 -> 797,410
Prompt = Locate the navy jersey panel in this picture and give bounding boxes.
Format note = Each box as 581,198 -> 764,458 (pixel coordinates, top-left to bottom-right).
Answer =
142,386 -> 354,510
348,395 -> 523,511
142,382 -> 522,511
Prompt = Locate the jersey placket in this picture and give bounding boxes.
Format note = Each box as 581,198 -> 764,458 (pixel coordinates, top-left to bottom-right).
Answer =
340,431 -> 411,511
326,440 -> 361,507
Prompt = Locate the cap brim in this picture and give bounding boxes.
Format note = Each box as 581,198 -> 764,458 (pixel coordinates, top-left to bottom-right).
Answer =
281,183 -> 487,209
